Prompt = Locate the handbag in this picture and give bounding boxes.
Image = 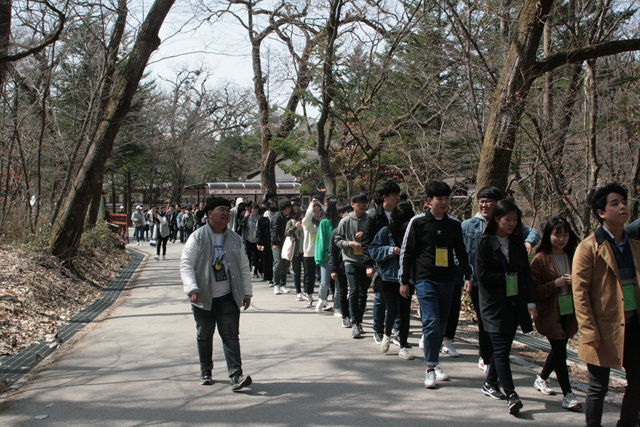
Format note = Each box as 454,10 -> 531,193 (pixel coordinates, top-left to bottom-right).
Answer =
281,236 -> 296,261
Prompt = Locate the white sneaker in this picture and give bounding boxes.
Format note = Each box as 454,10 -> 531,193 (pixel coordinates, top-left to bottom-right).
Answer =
441,339 -> 460,357
316,299 -> 325,312
296,293 -> 303,301
161,255 -> 166,260
424,370 -> 436,388
305,296 -> 314,308
321,303 -> 333,312
419,335 -> 424,349
478,357 -> 487,372
534,375 -> 554,395
380,335 -> 391,353
301,293 -> 310,302
274,286 -> 281,295
136,241 -> 141,246
280,286 -> 290,294
333,311 -> 342,317
154,255 -> 159,261
561,392 -> 582,410
434,366 -> 450,381
399,347 -> 414,360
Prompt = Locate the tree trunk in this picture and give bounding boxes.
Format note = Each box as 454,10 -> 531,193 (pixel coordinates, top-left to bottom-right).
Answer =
475,0 -> 553,195
0,0 -> 11,88
50,0 -> 176,260
581,59 -> 600,235
316,0 -> 343,197
86,173 -> 103,226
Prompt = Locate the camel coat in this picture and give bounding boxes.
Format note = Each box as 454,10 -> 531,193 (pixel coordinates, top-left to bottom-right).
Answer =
530,251 -> 578,340
572,228 -> 640,369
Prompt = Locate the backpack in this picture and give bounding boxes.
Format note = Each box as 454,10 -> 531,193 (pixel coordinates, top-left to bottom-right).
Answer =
185,214 -> 194,229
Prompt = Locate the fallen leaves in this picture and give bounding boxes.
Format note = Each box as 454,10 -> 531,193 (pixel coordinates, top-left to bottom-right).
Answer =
0,240 -> 129,356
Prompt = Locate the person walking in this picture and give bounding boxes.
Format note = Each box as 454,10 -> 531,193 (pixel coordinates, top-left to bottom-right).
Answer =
285,208 -> 305,299
530,216 -> 581,410
573,183 -> 640,427
153,209 -> 171,260
476,199 -> 537,414
131,205 -> 146,245
180,196 -> 253,391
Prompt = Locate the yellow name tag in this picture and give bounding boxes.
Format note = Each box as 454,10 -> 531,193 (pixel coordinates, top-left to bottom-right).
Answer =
253,231 -> 257,238
354,246 -> 363,256
435,247 -> 448,267
312,233 -> 317,244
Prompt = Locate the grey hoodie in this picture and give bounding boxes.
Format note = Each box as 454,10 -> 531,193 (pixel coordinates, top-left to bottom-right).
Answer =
333,212 -> 367,266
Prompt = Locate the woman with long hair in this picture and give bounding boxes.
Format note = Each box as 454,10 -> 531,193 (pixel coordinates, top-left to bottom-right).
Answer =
285,208 -> 305,299
476,199 -> 537,414
315,196 -> 340,311
530,216 -> 581,410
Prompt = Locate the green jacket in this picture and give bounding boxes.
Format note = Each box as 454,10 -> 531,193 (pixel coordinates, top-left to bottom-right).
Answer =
315,218 -> 334,266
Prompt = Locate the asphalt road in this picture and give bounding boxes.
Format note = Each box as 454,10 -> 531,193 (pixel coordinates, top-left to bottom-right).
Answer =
0,237 -> 622,426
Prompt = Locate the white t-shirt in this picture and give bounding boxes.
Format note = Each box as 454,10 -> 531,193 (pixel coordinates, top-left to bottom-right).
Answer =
211,233 -> 231,298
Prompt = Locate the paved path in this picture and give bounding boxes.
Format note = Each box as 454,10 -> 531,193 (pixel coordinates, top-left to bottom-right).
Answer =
0,238 -> 622,426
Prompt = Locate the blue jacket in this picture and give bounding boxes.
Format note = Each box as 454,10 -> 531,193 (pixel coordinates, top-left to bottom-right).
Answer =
369,226 -> 401,282
462,214 -> 541,285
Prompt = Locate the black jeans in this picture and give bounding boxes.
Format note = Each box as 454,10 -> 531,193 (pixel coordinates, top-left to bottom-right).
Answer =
586,318 -> 640,427
244,241 -> 260,273
192,294 -> 242,377
291,253 -> 303,294
345,264 -> 369,325
540,338 -> 572,395
486,331 -> 516,396
156,235 -> 169,256
470,284 -> 493,363
444,281 -> 462,339
382,281 -> 411,347
336,269 -> 350,319
303,256 -> 316,295
262,247 -> 273,282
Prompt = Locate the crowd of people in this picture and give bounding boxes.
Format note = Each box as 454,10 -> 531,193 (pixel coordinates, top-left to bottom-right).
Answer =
169,182 -> 639,425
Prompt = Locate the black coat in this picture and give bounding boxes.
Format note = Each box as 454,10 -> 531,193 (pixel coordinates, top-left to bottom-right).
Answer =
270,211 -> 288,247
476,233 -> 535,334
362,205 -> 390,268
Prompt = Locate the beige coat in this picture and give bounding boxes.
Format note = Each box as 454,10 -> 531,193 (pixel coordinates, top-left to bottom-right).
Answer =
572,228 -> 640,369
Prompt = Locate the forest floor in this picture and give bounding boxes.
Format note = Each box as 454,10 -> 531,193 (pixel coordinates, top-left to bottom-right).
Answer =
0,225 -> 130,357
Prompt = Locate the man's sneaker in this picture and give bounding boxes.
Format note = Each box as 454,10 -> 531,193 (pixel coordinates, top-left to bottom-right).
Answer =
268,281 -> 274,288
419,335 -> 424,349
561,392 -> 582,410
280,286 -> 290,294
315,299 -> 324,312
161,255 -> 166,260
342,318 -> 352,328
424,369 -> 436,389
373,331 -> 384,344
136,241 -> 141,246
352,324 -> 362,338
482,381 -> 506,400
380,335 -> 391,353
200,370 -> 213,385
333,311 -> 342,317
441,339 -> 460,358
274,286 -> 281,295
301,293 -> 310,301
507,392 -> 523,414
305,295 -> 314,308
230,374 -> 252,391
534,375 -> 555,395
357,324 -> 364,335
296,293 -> 303,301
398,347 -> 414,360
322,303 -> 333,312
154,255 -> 159,261
434,366 -> 450,381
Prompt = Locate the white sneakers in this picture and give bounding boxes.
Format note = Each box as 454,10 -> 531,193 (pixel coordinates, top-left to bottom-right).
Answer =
154,255 -> 159,261
380,335 -> 391,353
424,367 -> 450,388
398,347 -> 413,360
441,339 -> 460,357
274,286 -> 281,295
280,286 -> 290,294
534,375 -> 555,395
561,392 -> 582,410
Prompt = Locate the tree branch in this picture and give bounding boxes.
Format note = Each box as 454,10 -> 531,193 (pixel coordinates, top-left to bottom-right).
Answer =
533,38 -> 640,77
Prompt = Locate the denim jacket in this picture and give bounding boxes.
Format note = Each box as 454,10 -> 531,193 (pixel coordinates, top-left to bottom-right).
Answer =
368,226 -> 401,283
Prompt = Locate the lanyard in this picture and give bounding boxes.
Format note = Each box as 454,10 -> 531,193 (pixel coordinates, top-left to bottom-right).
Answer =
213,232 -> 226,270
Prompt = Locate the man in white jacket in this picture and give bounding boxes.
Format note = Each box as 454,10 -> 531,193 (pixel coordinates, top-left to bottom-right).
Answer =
181,196 -> 253,391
